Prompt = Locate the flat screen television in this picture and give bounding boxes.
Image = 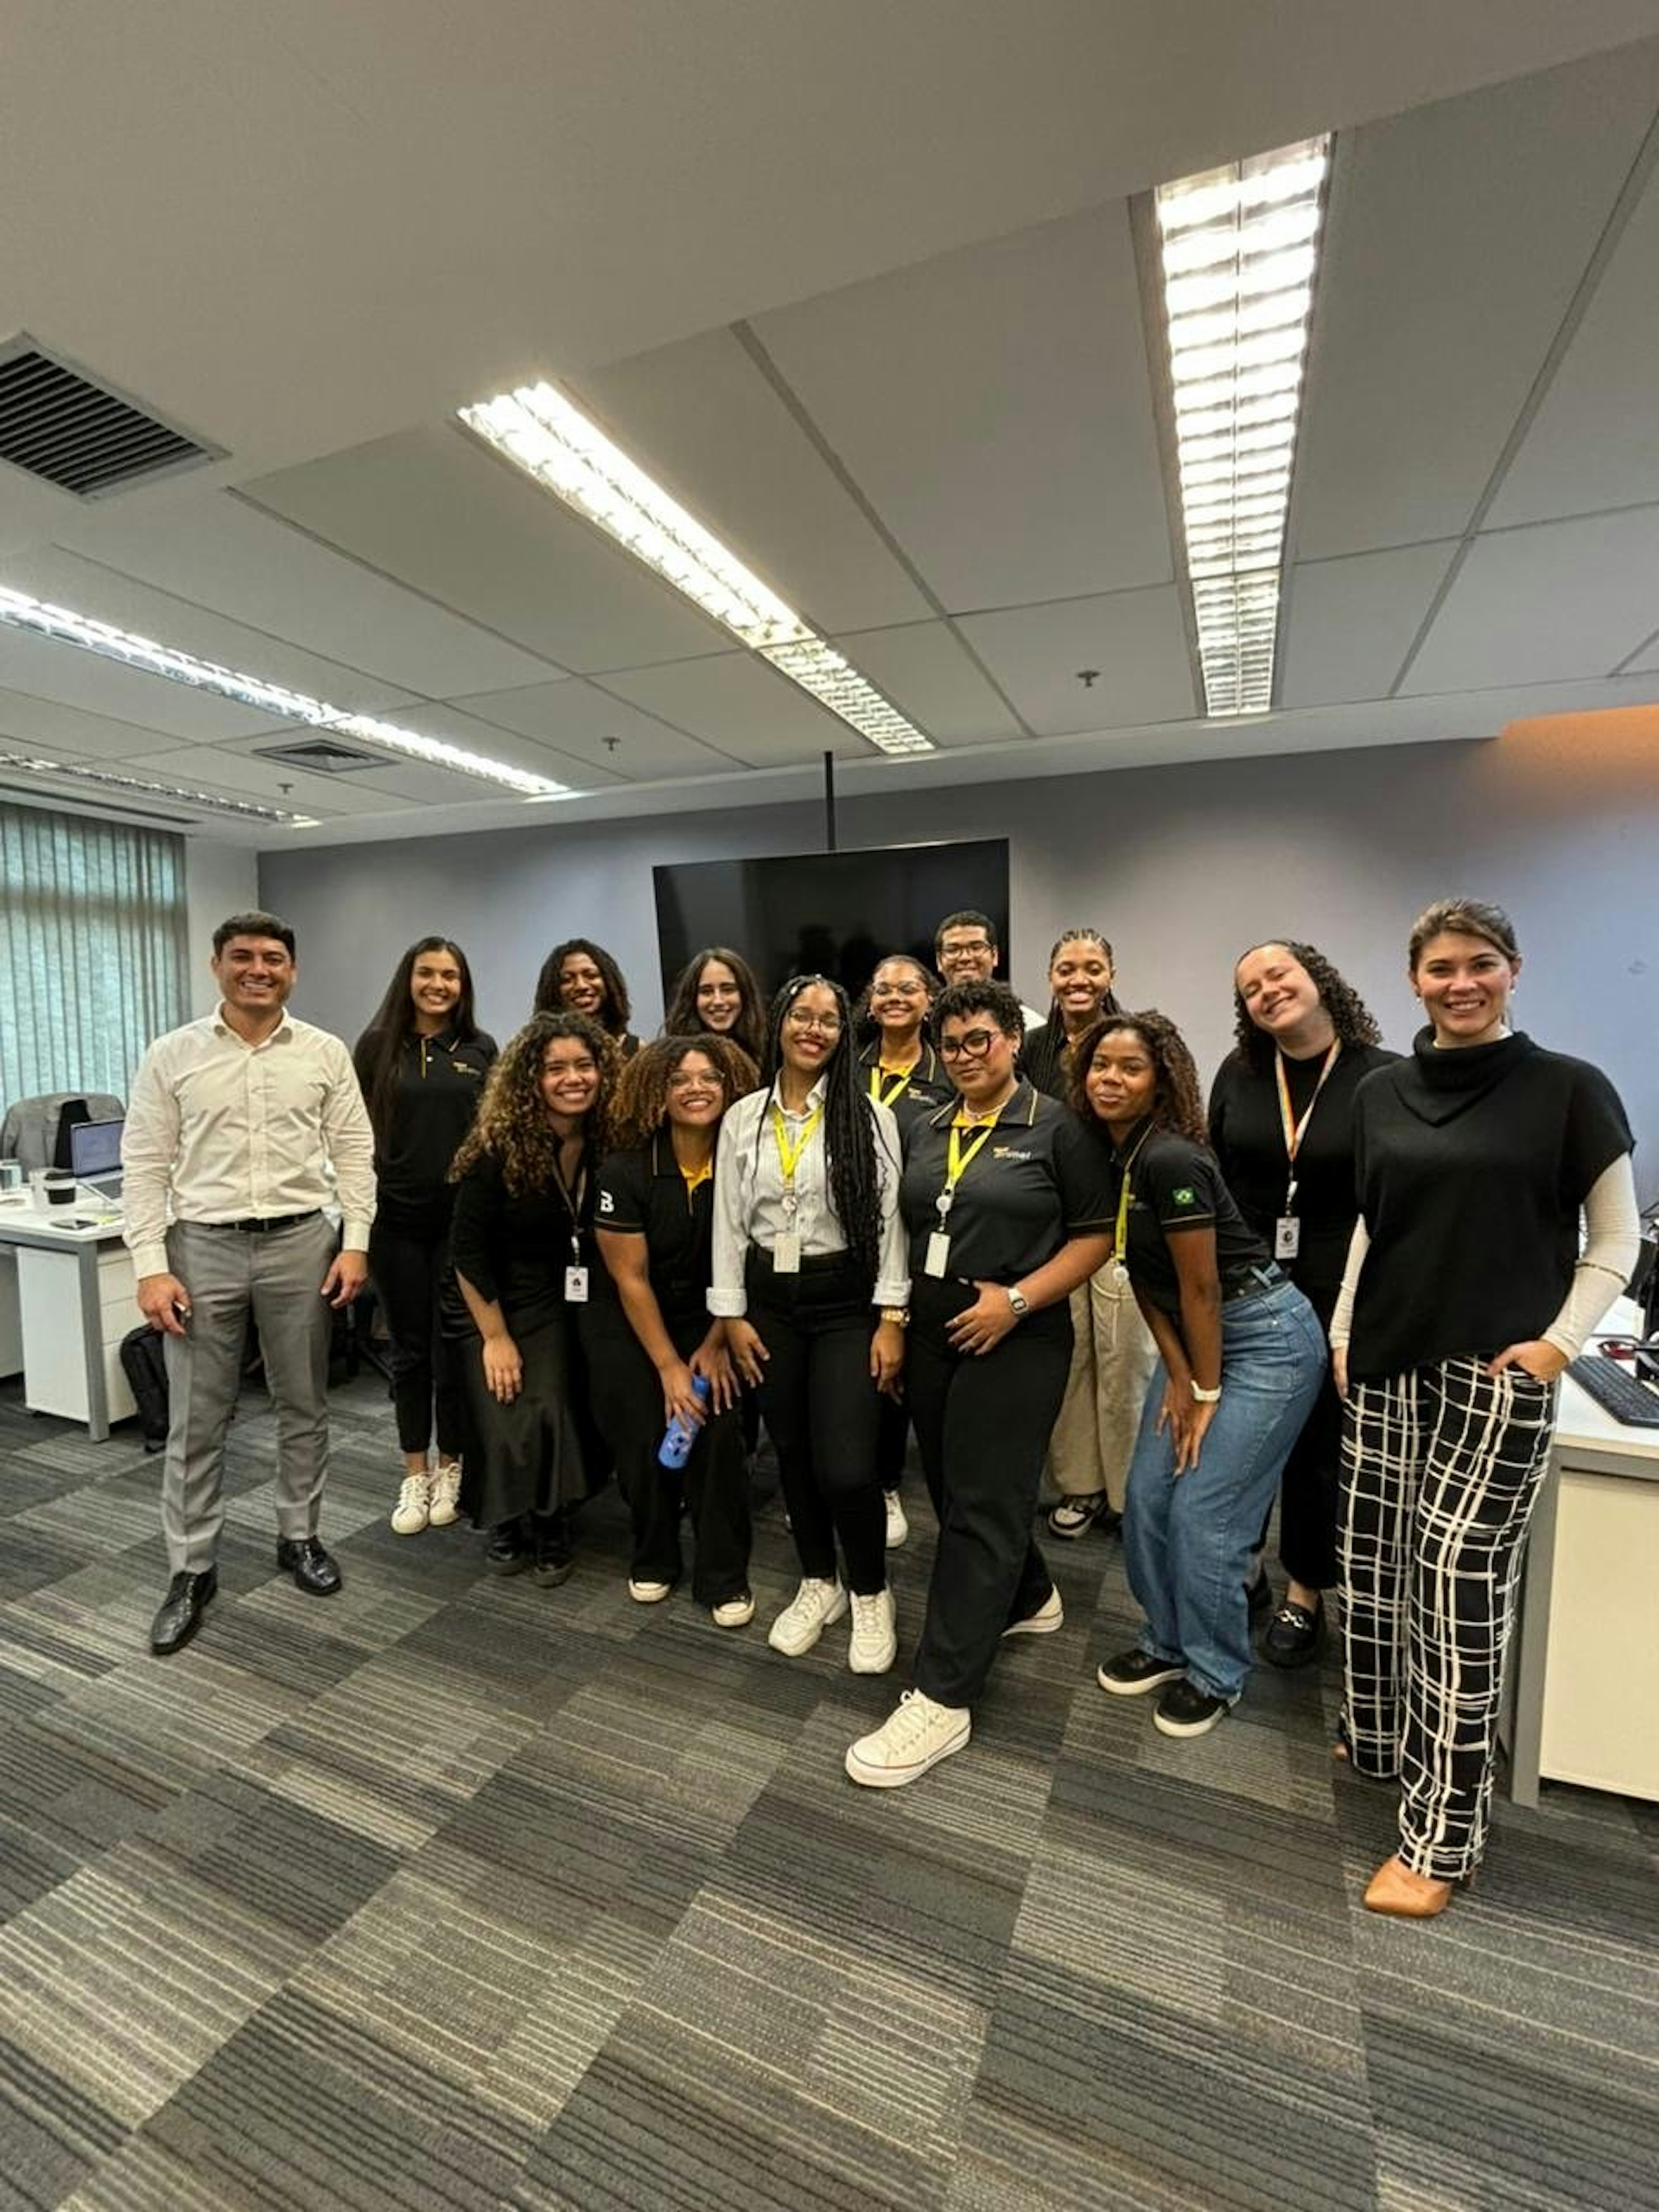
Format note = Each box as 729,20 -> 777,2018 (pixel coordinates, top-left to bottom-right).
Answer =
653,838 -> 1011,1005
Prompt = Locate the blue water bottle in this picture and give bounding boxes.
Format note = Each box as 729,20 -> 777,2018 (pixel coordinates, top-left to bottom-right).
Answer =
658,1374 -> 712,1468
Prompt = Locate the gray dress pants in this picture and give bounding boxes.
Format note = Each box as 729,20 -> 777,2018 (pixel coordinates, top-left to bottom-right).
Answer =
162,1214 -> 338,1573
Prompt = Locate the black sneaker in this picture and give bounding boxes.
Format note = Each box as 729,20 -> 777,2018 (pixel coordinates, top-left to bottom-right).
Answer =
533,1510 -> 575,1587
1096,1648 -> 1186,1696
1246,1566 -> 1273,1619
1153,1679 -> 1230,1738
1263,1598 -> 1323,1669
486,1520 -> 532,1575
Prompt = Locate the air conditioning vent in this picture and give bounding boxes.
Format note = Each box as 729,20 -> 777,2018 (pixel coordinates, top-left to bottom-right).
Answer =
0,336 -> 220,497
253,737 -> 384,775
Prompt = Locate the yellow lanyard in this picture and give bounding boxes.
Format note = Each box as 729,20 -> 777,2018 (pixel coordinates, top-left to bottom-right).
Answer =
869,1063 -> 913,1109
942,1116 -> 998,1200
770,1103 -> 823,1198
1274,1041 -> 1340,1210
1112,1126 -> 1154,1264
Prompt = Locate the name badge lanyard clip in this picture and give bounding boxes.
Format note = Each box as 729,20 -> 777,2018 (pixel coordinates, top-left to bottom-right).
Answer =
553,1148 -> 590,1302
770,1100 -> 823,1274
925,1116 -> 998,1277
1274,1042 -> 1340,1262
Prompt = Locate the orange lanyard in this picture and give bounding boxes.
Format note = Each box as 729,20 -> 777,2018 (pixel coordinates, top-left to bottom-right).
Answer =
1274,1042 -> 1340,1211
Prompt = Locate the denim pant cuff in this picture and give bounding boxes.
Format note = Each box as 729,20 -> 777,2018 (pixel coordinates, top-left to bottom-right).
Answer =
1137,1632 -> 1185,1666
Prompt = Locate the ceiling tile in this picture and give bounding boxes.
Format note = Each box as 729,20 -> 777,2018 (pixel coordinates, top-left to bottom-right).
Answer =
1280,543 -> 1458,708
0,547 -> 418,714
115,744 -> 419,818
451,680 -> 738,783
242,428 -> 734,674
1485,171 -> 1659,528
752,202 -> 1173,612
52,493 -> 562,699
1401,507 -> 1659,691
0,624 -> 287,741
572,330 -> 930,636
0,686 -> 183,762
381,700 -> 627,789
1293,42 -> 1659,559
956,590 -> 1195,735
602,654 -> 856,766
830,622 -> 1018,746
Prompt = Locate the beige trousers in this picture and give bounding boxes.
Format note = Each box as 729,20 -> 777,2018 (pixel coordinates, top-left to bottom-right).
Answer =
1044,1263 -> 1157,1512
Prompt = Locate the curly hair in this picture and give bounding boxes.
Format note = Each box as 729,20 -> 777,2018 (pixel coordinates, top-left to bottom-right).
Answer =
532,938 -> 632,1037
450,1011 -> 614,1195
661,947 -> 765,1063
608,1033 -> 758,1151
354,936 -> 483,1147
931,977 -> 1025,1039
852,951 -> 942,1044
1228,940 -> 1384,1072
1068,1010 -> 1208,1146
759,975 -> 890,1290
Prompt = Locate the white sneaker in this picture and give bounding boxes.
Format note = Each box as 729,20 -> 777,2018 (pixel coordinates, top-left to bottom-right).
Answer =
845,1690 -> 971,1789
884,1490 -> 909,1549
628,1577 -> 673,1604
711,1592 -> 756,1630
428,1460 -> 462,1527
767,1577 -> 848,1656
848,1587 -> 897,1674
1001,1586 -> 1064,1637
390,1472 -> 430,1535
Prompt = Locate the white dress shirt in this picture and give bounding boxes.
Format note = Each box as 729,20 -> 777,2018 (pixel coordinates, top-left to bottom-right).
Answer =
121,1006 -> 377,1277
708,1077 -> 909,1315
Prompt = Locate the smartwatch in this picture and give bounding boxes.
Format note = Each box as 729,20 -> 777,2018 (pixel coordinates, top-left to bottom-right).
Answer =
1006,1285 -> 1030,1317
1190,1379 -> 1222,1404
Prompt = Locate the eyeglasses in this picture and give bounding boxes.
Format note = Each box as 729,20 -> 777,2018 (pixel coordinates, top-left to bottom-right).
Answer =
667,1071 -> 722,1093
938,1027 -> 1002,1058
784,1010 -> 842,1034
872,980 -> 925,998
938,938 -> 992,957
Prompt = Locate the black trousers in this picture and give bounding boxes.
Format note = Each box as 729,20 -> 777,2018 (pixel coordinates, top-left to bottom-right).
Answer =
1254,1275 -> 1341,1589
369,1209 -> 464,1458
876,1393 -> 911,1494
744,1250 -> 885,1595
580,1304 -> 750,1605
907,1278 -> 1073,1707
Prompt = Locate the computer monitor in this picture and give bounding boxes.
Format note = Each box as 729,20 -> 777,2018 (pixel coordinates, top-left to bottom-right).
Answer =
69,1116 -> 123,1181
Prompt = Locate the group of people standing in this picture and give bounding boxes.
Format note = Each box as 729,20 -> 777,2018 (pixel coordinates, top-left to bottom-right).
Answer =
123,897 -> 1639,1923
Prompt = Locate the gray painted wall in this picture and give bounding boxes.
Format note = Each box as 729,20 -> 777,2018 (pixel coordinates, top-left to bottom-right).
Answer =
259,728 -> 1658,1198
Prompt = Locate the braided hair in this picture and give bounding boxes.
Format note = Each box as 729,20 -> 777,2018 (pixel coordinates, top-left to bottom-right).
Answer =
661,946 -> 766,1063
1227,939 -> 1383,1074
1025,927 -> 1123,1099
532,938 -> 632,1038
1068,1009 -> 1208,1147
758,975 -> 889,1290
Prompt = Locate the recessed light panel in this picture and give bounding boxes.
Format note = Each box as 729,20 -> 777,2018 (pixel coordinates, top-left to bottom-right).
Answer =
1155,138 -> 1329,715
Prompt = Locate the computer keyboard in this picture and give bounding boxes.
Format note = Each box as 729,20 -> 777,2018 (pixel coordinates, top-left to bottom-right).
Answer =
1567,1353 -> 1659,1428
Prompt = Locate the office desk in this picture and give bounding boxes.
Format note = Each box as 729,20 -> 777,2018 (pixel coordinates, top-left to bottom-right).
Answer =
1508,1339 -> 1659,1807
0,1201 -> 135,1439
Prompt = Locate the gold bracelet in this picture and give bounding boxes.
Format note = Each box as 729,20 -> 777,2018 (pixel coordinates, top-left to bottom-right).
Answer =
879,1307 -> 910,1328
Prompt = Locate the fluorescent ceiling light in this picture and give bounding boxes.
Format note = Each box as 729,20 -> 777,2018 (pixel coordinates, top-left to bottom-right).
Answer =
458,382 -> 935,759
0,751 -> 319,827
0,586 -> 569,800
1154,135 -> 1330,715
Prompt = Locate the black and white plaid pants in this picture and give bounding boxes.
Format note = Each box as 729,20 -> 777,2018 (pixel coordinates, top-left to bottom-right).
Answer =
1339,1354 -> 1556,1880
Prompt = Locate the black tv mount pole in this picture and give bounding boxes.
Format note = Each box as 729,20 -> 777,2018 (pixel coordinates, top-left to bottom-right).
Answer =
823,750 -> 837,852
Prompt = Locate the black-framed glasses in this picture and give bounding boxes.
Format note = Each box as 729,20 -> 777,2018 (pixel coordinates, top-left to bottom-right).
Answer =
938,1027 -> 1001,1058
938,938 -> 992,957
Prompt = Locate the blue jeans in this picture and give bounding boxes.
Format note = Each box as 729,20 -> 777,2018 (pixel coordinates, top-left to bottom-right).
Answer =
1123,1278 -> 1326,1702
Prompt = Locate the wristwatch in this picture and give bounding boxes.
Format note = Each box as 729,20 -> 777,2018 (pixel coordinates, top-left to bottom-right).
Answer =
1006,1285 -> 1030,1317
879,1307 -> 909,1328
1190,1379 -> 1222,1404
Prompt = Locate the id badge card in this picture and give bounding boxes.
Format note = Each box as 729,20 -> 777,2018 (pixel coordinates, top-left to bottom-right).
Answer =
772,1227 -> 801,1274
564,1265 -> 590,1302
925,1229 -> 952,1279
1273,1216 -> 1301,1262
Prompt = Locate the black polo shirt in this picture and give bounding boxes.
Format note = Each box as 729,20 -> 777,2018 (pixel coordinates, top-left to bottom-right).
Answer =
594,1134 -> 715,1328
899,1080 -> 1113,1284
857,1039 -> 955,1139
1112,1123 -> 1273,1316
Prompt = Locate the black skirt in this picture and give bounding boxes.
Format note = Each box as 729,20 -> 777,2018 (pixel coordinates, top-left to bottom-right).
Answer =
457,1309 -> 606,1527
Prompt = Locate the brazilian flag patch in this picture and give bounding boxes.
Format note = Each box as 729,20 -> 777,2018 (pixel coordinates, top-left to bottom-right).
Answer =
1172,1187 -> 1195,1205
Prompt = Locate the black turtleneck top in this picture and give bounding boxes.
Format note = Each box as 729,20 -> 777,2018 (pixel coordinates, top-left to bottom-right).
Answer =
1347,1030 -> 1632,1382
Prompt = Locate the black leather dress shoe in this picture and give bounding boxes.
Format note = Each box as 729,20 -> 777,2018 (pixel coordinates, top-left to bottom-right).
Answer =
151,1567 -> 218,1655
276,1537 -> 343,1596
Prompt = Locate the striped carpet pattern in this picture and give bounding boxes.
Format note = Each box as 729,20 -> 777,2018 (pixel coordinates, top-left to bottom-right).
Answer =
0,1374 -> 1656,2212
